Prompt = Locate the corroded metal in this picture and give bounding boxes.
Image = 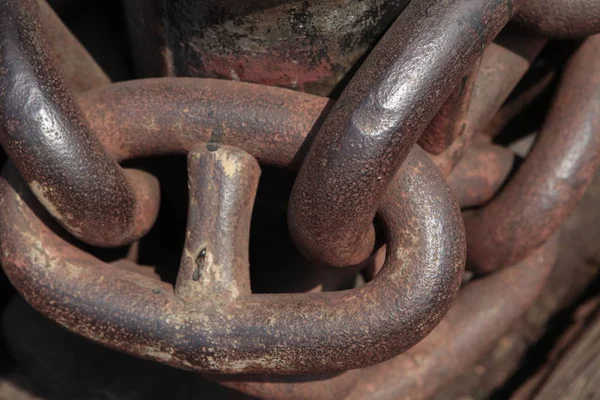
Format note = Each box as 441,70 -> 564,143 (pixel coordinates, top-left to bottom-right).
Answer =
429,35 -> 545,177
0,78 -> 465,376
466,35 -> 600,275
0,0 -> 159,248
77,78 -> 331,168
123,0 -> 411,96
1,1 -> 600,399
485,68 -> 556,137
288,0 -> 520,268
472,34 -> 547,137
446,136 -> 514,209
512,0 -> 600,38
346,237 -> 559,400
38,0 -> 110,94
419,66 -> 480,156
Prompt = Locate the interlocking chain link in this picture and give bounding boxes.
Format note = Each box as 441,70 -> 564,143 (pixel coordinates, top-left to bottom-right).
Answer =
1,0 -> 600,399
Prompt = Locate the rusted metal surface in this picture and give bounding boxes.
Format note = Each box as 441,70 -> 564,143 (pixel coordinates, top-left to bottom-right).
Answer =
38,0 -> 110,94
472,35 -> 547,137
466,35 -> 600,275
345,237 -> 558,400
2,296 -> 245,400
213,372 -> 358,400
433,170 -> 600,399
428,124 -> 473,178
485,69 -> 556,138
512,0 -> 600,39
8,164 -> 600,400
288,0 -> 519,268
0,149 -> 464,375
418,65 -> 480,156
0,0 -> 159,248
367,33 -> 544,179
446,137 -> 514,209
77,78 -> 331,168
2,0 -> 600,398
175,144 -> 258,303
0,76 -> 466,375
123,0 -> 411,96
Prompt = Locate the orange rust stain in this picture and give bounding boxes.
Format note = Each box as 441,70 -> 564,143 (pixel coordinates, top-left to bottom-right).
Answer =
199,54 -> 334,92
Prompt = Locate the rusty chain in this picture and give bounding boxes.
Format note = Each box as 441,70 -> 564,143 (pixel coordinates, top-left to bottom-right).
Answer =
0,0 -> 600,399
288,0 -> 517,268
0,0 -> 159,247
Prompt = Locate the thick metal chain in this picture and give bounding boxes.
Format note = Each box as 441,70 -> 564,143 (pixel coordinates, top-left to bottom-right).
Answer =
0,0 -> 158,247
288,0 -> 519,268
0,0 -> 600,399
